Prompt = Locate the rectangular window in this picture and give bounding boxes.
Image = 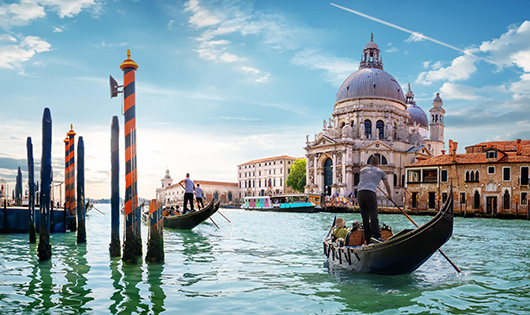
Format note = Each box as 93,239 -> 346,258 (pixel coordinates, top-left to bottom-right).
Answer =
441,170 -> 448,183
280,179 -> 282,186
407,170 -> 420,183
422,169 -> 437,183
521,166 -> 529,185
503,167 -> 511,181
259,180 -> 261,188
274,169 -> 276,174
488,166 -> 495,174
486,151 -> 497,159
460,192 -> 466,204
273,178 -> 276,186
280,168 -> 282,174
522,192 -> 528,205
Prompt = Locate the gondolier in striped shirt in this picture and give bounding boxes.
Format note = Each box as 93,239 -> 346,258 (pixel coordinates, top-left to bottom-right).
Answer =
180,173 -> 195,213
358,156 -> 392,244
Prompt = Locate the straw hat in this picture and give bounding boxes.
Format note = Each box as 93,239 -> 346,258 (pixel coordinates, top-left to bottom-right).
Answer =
335,218 -> 345,229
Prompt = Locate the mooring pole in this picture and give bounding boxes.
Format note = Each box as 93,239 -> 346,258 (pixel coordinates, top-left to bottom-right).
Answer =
77,137 -> 86,243
120,50 -> 141,263
67,125 -> 77,231
64,136 -> 69,232
109,116 -> 121,257
16,167 -> 22,206
38,108 -> 52,261
27,137 -> 36,243
146,199 -> 164,263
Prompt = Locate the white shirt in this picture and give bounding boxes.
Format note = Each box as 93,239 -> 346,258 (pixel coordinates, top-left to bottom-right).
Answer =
184,178 -> 194,193
195,187 -> 203,198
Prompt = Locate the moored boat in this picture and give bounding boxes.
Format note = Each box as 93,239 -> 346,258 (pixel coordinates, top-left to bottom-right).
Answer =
323,188 -> 454,275
163,200 -> 219,230
242,194 -> 318,213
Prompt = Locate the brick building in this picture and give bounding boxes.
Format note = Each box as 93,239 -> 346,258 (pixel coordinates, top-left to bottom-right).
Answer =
404,139 -> 530,217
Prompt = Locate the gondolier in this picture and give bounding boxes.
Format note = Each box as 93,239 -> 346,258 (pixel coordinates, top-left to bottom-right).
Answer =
179,173 -> 195,213
358,156 -> 392,244
195,183 -> 204,209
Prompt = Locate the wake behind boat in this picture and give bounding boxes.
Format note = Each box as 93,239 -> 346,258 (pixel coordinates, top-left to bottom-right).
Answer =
323,188 -> 454,275
163,200 -> 219,230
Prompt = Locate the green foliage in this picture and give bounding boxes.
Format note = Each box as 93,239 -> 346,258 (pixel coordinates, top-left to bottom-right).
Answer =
286,159 -> 306,192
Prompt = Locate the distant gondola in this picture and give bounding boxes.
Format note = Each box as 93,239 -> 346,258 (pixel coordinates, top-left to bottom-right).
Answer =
323,188 -> 454,275
163,200 -> 219,230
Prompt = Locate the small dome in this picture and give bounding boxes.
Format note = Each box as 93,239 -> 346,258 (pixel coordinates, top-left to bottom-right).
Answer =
336,68 -> 405,103
164,169 -> 171,179
407,104 -> 429,128
433,93 -> 443,108
365,39 -> 379,50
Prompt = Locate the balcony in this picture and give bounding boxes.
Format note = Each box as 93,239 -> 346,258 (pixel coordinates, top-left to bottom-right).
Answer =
519,177 -> 529,187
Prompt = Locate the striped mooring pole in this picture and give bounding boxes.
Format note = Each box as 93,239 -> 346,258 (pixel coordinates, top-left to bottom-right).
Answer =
146,199 -> 164,263
26,137 -> 36,243
38,108 -> 52,261
67,125 -> 77,231
77,136 -> 86,244
120,49 -> 141,263
109,116 -> 121,257
64,135 -> 69,229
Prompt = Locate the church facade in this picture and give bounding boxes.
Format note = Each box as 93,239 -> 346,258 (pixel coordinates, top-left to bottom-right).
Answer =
304,36 -> 446,205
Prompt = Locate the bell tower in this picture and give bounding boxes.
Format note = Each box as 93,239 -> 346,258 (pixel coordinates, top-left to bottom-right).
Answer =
427,93 -> 446,155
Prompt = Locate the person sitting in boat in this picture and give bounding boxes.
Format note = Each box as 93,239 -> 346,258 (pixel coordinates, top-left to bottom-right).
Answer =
332,218 -> 349,242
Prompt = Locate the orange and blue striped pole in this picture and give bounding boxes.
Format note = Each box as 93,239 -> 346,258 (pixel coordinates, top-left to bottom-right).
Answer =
120,49 -> 141,262
67,124 -> 77,231
64,135 -> 69,230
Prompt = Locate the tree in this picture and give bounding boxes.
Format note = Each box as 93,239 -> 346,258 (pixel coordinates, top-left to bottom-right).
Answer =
286,159 -> 306,193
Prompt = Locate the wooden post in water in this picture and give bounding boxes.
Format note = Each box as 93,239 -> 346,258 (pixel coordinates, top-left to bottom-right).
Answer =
120,50 -> 141,262
109,116 -> 121,257
64,136 -> 69,231
67,125 -> 77,231
26,137 -> 36,243
77,137 -> 86,244
38,108 -> 53,261
16,167 -> 22,206
146,199 -> 164,263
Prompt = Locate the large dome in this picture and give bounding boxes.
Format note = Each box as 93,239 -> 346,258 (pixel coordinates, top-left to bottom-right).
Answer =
336,68 -> 406,104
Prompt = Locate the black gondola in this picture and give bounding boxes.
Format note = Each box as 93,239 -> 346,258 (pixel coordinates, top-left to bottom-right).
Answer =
323,188 -> 454,275
163,200 -> 219,230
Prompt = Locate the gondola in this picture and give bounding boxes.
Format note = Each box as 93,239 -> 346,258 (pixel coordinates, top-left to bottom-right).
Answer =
323,189 -> 454,275
163,200 -> 219,230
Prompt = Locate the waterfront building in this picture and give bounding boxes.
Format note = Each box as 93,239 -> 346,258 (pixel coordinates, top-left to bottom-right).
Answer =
156,170 -> 238,205
405,139 -> 530,216
237,155 -> 299,199
304,36 -> 446,205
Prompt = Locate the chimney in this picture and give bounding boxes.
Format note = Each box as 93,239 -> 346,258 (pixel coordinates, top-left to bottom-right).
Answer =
516,139 -> 522,155
441,150 -> 446,155
452,141 -> 458,163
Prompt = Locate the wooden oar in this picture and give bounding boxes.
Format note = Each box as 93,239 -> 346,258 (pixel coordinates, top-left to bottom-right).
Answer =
377,186 -> 461,273
217,210 -> 231,223
325,216 -> 337,240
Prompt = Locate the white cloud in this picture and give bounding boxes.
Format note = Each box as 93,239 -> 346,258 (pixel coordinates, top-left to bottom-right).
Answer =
39,0 -> 101,19
0,0 -> 46,29
416,54 -> 477,85
0,35 -> 51,72
479,21 -> 530,70
406,32 -> 426,42
291,49 -> 356,86
385,46 -> 398,53
184,0 -> 220,28
241,66 -> 270,83
439,82 -> 483,101
219,52 -> 240,63
0,34 -> 17,42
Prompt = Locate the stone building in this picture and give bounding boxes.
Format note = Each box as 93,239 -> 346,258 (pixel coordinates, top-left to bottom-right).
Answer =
237,155 -> 298,199
304,36 -> 446,205
156,169 -> 238,205
404,139 -> 530,216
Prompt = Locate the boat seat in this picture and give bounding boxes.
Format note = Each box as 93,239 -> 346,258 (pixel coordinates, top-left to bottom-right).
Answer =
381,229 -> 393,241
345,229 -> 364,246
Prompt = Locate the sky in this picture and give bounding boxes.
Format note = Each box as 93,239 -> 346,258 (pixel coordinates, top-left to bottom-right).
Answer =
1,0 -> 530,199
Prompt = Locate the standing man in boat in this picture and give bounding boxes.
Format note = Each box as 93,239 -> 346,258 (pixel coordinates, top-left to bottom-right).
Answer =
179,173 -> 195,213
358,156 -> 392,244
195,183 -> 204,210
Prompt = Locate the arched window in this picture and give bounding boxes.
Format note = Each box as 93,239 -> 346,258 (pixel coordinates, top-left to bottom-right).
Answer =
474,190 -> 480,209
228,191 -> 232,202
470,171 -> 475,182
475,171 -> 479,182
214,191 -> 219,201
367,154 -> 388,165
376,120 -> 385,139
324,158 -> 333,196
364,120 -> 372,138
503,190 -> 510,210
465,171 -> 470,182
393,174 -> 397,187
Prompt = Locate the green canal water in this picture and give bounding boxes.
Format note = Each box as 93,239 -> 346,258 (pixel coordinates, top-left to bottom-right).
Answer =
1,205 -> 529,314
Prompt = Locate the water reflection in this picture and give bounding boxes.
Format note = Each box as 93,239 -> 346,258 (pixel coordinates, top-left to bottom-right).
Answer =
147,262 -> 166,314
60,242 -> 93,313
120,263 -> 149,314
109,258 -> 124,314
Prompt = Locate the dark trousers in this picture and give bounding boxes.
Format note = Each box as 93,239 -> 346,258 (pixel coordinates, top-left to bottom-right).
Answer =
358,190 -> 381,242
184,193 -> 194,212
196,197 -> 204,208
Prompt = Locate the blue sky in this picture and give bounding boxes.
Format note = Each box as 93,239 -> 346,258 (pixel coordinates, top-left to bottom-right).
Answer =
1,0 -> 530,199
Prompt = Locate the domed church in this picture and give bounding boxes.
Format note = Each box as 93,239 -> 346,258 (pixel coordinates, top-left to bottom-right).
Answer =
304,35 -> 446,204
